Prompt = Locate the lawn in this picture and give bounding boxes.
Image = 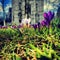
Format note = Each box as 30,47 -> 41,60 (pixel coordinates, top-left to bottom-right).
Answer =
0,11 -> 60,60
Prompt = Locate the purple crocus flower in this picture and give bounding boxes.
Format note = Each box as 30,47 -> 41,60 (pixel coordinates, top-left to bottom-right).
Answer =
17,24 -> 22,28
43,12 -> 49,20
42,11 -> 54,27
48,11 -> 54,21
43,11 -> 54,21
2,26 -> 8,29
11,25 -> 17,29
41,20 -> 49,27
32,24 -> 38,30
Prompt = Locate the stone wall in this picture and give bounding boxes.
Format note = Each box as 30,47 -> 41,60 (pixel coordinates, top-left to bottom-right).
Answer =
12,0 -> 44,25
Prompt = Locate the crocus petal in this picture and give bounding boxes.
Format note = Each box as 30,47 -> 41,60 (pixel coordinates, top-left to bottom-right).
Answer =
51,12 -> 54,20
41,20 -> 46,26
11,25 -> 17,29
48,11 -> 52,20
17,25 -> 22,28
48,11 -> 54,20
41,20 -> 49,27
33,24 -> 38,29
43,12 -> 49,20
2,26 -> 8,29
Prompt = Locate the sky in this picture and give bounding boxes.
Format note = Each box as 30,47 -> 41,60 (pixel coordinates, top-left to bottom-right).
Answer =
0,0 -> 12,18
0,0 -> 12,13
0,0 -> 12,6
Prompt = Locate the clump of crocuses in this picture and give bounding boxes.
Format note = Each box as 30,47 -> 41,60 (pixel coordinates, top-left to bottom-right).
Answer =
11,25 -> 17,29
0,26 -> 8,29
41,11 -> 54,27
31,22 -> 40,30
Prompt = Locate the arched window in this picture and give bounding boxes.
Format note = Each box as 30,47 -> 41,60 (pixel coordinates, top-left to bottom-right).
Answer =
25,3 -> 31,14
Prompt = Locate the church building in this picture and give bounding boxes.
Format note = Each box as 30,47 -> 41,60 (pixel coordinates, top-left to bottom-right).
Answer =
12,0 -> 44,25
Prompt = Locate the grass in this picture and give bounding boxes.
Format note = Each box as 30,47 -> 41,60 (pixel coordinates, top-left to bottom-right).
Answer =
0,22 -> 60,60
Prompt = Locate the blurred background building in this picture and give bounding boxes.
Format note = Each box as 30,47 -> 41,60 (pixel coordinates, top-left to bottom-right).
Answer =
0,0 -> 60,26
12,0 -> 44,25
